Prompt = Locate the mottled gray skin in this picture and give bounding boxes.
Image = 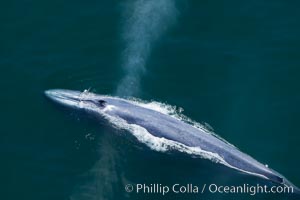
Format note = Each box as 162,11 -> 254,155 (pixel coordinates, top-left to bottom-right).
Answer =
45,89 -> 299,194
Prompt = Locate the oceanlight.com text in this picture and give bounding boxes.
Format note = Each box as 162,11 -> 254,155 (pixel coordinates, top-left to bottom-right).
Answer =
124,183 -> 294,196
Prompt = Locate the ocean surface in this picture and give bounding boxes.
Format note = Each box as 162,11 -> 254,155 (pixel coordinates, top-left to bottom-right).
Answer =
1,0 -> 300,200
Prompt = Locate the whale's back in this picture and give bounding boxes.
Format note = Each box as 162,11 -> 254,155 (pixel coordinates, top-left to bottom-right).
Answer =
105,98 -> 286,186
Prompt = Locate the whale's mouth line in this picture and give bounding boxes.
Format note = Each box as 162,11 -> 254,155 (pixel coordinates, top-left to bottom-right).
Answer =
45,90 -> 93,110
45,89 -> 97,107
45,90 -> 79,103
55,94 -> 78,102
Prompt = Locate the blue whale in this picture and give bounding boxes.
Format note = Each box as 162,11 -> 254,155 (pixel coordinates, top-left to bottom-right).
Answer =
45,89 -> 299,194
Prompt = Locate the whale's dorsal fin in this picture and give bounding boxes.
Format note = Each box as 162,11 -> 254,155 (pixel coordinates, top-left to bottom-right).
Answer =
264,173 -> 284,184
272,175 -> 284,184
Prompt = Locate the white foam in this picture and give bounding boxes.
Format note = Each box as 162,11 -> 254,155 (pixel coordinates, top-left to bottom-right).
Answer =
100,111 -> 226,164
126,97 -> 236,148
103,105 -> 116,112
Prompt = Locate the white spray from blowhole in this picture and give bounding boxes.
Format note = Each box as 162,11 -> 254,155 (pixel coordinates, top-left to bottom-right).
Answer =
116,0 -> 178,96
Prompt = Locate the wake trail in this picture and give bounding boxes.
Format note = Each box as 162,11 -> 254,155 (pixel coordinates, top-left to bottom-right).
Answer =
70,133 -> 120,200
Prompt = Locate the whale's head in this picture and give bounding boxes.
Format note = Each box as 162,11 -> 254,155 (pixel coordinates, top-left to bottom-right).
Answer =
44,89 -> 109,113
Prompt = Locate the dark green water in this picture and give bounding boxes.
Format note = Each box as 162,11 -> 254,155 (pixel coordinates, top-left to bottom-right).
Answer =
1,0 -> 300,200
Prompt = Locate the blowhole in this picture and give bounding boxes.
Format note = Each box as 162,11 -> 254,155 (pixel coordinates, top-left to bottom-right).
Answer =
98,100 -> 107,107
